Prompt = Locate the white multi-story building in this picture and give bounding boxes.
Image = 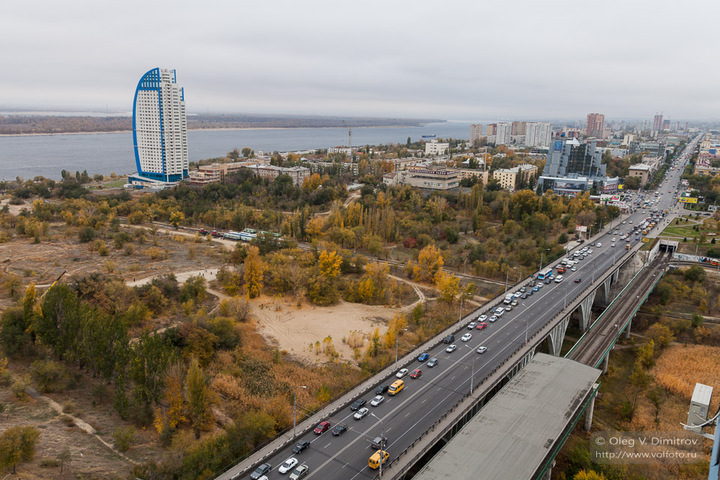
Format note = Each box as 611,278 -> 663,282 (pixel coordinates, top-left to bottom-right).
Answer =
495,122 -> 511,145
525,122 -> 552,148
130,68 -> 188,185
470,124 -> 483,143
425,140 -> 449,156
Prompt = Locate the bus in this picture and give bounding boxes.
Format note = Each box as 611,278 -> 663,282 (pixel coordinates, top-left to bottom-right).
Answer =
537,268 -> 553,280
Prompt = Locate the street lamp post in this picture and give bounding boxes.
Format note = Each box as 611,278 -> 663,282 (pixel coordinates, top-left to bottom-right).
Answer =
293,385 -> 307,437
464,345 -> 477,394
370,413 -> 385,477
394,328 -> 409,368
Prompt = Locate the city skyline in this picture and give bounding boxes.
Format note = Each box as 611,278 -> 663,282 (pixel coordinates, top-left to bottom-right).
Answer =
1,0 -> 719,120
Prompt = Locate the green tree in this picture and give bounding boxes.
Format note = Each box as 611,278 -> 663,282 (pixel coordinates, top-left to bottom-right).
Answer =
0,425 -> 40,473
186,357 -> 215,438
129,331 -> 175,407
57,447 -> 72,473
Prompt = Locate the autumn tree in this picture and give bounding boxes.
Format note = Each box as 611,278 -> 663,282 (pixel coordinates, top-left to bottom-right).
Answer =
186,357 -> 215,438
0,426 -> 40,473
243,245 -> 267,298
169,209 -> 185,229
435,271 -> 460,303
409,244 -> 444,283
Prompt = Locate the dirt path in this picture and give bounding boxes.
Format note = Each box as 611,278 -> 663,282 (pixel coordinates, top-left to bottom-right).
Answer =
126,267 -> 223,288
23,385 -> 138,465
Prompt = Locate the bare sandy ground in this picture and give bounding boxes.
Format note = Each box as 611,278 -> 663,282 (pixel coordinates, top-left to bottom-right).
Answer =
251,295 -> 402,364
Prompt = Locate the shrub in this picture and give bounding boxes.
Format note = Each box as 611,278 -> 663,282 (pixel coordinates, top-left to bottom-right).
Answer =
31,360 -> 67,393
78,226 -> 96,243
112,426 -> 135,452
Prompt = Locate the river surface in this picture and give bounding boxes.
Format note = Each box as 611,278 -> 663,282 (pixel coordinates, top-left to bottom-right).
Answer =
0,121 -> 477,181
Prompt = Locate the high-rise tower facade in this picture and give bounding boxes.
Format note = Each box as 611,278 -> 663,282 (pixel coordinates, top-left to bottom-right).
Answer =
132,68 -> 188,184
586,113 -> 604,138
653,114 -> 663,132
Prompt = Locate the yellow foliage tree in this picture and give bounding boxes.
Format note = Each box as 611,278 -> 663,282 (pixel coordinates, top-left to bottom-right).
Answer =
169,209 -> 185,229
244,246 -> 267,298
573,470 -> 608,480
318,250 -> 342,279
435,271 -> 460,303
411,244 -> 444,283
305,217 -> 325,239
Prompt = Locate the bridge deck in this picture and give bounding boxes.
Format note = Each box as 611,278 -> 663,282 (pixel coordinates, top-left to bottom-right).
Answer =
413,354 -> 600,480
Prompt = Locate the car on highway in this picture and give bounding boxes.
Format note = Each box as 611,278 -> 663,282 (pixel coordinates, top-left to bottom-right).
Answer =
445,344 -> 457,353
350,399 -> 366,411
489,315 -> 498,323
332,423 -> 348,436
554,275 -> 564,283
354,407 -> 369,420
370,395 -> 384,406
372,435 -> 388,450
410,368 -> 422,379
478,314 -> 488,322
279,457 -> 299,474
375,385 -> 389,395
544,278 -> 552,284
574,278 -> 582,283
461,333 -> 472,342
427,357 -> 439,367
511,299 -> 518,306
467,322 -> 477,330
505,305 -> 513,311
521,293 -> 528,299
533,285 -> 540,292
250,463 -> 272,480
289,464 -> 309,480
396,368 -> 409,378
494,307 -> 505,316
476,346 -> 488,354
314,420 -> 331,434
369,450 -> 390,470
293,440 -> 311,453
443,334 -> 455,344
596,242 -> 602,247
571,266 -> 577,272
476,322 -> 488,330
417,352 -> 429,362
611,243 -> 616,248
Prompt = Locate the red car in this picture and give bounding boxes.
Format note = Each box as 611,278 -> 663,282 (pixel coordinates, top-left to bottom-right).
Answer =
314,421 -> 331,435
476,322 -> 488,330
410,368 -> 422,379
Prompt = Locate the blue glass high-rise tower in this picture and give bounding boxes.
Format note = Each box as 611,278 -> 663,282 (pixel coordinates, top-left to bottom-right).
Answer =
130,68 -> 188,185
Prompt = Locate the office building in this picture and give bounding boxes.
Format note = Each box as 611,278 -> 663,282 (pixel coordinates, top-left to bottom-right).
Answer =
586,113 -> 605,138
538,138 -> 618,195
130,68 -> 188,186
425,140 -> 449,156
525,122 -> 552,148
493,164 -> 538,191
470,124 -> 483,143
511,121 -> 527,136
653,114 -> 663,132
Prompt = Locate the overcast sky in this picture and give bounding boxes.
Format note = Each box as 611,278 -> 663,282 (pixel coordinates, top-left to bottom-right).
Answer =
2,0 -> 719,121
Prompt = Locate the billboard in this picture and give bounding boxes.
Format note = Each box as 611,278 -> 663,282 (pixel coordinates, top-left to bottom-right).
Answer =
679,197 -> 698,204
575,225 -> 588,233
554,141 -> 563,151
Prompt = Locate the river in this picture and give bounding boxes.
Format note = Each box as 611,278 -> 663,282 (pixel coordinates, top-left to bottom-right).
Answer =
0,121 -> 477,181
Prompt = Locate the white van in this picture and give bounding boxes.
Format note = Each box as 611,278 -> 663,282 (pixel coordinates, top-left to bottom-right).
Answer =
554,275 -> 564,283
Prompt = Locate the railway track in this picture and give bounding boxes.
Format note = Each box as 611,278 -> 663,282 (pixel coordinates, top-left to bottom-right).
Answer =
568,253 -> 669,367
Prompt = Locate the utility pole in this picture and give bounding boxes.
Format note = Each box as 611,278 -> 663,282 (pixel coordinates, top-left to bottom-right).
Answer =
293,385 -> 307,437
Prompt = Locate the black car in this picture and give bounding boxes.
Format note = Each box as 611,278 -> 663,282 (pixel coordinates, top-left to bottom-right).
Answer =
443,334 -> 455,344
351,399 -> 367,411
250,463 -> 272,480
293,440 -> 310,454
375,385 -> 389,395
332,423 -> 348,436
544,278 -> 552,284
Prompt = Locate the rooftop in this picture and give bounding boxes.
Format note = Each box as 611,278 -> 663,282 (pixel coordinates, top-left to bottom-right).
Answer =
414,354 -> 601,480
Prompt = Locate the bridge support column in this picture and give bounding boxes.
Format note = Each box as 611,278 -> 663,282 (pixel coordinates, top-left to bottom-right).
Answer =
602,352 -> 609,375
541,461 -> 555,480
602,276 -> 612,303
625,318 -> 632,339
579,291 -> 596,331
584,385 -> 598,431
612,269 -> 619,284
547,316 -> 569,357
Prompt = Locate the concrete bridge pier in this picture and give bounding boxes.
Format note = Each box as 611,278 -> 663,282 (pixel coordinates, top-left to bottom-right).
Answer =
546,316 -> 569,356
583,384 -> 599,431
541,460 -> 555,480
601,276 -> 613,303
625,317 -> 632,339
579,291 -> 596,331
602,352 -> 609,375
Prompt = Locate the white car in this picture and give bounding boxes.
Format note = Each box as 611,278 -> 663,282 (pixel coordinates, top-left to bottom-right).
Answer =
461,333 -> 472,342
477,314 -> 488,322
354,407 -> 369,420
396,368 -> 409,378
445,344 -> 457,353
370,395 -> 384,407
554,275 -> 564,283
279,457 -> 298,474
489,315 -> 498,323
571,267 -> 577,272
476,346 -> 487,354
467,322 -> 477,330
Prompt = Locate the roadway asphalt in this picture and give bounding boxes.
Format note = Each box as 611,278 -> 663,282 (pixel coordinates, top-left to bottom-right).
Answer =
229,137 -> 699,480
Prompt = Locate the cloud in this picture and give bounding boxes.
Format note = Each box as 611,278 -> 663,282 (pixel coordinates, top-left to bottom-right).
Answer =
1,0 -> 719,120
